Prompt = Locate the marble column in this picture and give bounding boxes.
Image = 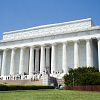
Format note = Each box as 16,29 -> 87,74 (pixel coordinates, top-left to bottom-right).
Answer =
35,48 -> 39,73
40,45 -> 45,74
19,47 -> 25,74
1,49 -> 7,76
98,39 -> 100,71
0,55 -> 2,75
51,43 -> 56,74
74,40 -> 79,68
46,47 -> 50,73
10,48 -> 16,75
29,46 -> 34,76
62,42 -> 68,74
86,39 -> 93,67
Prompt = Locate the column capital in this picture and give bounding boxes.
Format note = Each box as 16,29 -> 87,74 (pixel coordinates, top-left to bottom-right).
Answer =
97,38 -> 100,41
52,42 -> 57,46
45,46 -> 50,49
3,48 -> 9,51
62,41 -> 68,45
73,39 -> 80,43
85,38 -> 92,42
11,47 -> 17,50
20,46 -> 26,49
35,48 -> 39,51
30,45 -> 35,49
41,44 -> 46,47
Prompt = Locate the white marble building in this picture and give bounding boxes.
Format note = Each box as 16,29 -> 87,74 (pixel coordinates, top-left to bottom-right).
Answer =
0,18 -> 100,80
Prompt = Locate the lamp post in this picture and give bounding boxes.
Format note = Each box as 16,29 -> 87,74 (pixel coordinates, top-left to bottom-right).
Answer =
72,72 -> 74,86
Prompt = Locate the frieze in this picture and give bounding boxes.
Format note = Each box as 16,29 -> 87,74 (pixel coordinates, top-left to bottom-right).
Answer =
0,29 -> 100,48
3,18 -> 92,41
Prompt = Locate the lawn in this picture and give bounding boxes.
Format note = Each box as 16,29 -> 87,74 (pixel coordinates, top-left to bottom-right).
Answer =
0,89 -> 100,100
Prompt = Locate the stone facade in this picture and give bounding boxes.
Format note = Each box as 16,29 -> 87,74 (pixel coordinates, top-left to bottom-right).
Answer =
0,18 -> 100,80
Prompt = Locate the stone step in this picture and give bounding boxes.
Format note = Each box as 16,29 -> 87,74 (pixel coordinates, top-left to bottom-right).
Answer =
57,79 -> 64,86
0,80 -> 42,85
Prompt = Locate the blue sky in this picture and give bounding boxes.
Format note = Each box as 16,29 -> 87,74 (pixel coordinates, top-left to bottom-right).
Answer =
0,0 -> 100,39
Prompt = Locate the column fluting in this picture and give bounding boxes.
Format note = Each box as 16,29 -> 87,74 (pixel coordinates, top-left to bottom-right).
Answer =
40,45 -> 45,74
35,48 -> 39,73
86,39 -> 93,67
19,47 -> 25,74
51,43 -> 56,74
1,49 -> 7,76
74,40 -> 79,68
46,47 -> 50,73
29,46 -> 34,75
62,42 -> 68,74
10,48 -> 16,75
98,39 -> 100,71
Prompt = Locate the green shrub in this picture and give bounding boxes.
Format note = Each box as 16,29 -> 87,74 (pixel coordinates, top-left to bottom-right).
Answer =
0,85 -> 54,91
64,67 -> 100,86
80,72 -> 100,85
0,84 -> 8,91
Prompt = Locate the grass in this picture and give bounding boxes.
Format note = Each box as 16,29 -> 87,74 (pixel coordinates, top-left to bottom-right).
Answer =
0,89 -> 100,100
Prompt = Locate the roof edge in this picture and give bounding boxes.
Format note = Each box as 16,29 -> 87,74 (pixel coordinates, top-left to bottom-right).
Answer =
3,18 -> 92,35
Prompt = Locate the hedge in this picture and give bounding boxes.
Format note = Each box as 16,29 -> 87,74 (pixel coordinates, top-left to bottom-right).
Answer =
64,67 -> 100,86
0,84 -> 54,91
65,85 -> 100,91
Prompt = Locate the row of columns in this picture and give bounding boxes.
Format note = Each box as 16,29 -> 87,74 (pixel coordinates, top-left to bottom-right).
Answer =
98,39 -> 100,71
1,38 -> 100,76
1,46 -> 51,76
62,39 -> 94,74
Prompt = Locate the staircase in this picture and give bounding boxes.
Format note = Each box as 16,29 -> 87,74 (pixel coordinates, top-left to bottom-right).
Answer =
57,79 -> 64,86
0,80 -> 42,85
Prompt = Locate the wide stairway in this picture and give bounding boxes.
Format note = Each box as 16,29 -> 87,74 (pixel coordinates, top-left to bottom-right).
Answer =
0,80 -> 42,85
56,79 -> 64,86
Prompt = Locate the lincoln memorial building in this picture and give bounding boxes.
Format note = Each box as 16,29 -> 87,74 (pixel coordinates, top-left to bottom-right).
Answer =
0,18 -> 100,80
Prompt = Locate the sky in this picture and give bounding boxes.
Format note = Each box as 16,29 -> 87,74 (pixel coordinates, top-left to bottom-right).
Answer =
0,0 -> 100,39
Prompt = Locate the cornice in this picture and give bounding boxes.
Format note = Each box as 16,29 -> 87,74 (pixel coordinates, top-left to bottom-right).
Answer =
1,26 -> 100,43
3,18 -> 92,35
0,33 -> 100,50
2,18 -> 94,41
